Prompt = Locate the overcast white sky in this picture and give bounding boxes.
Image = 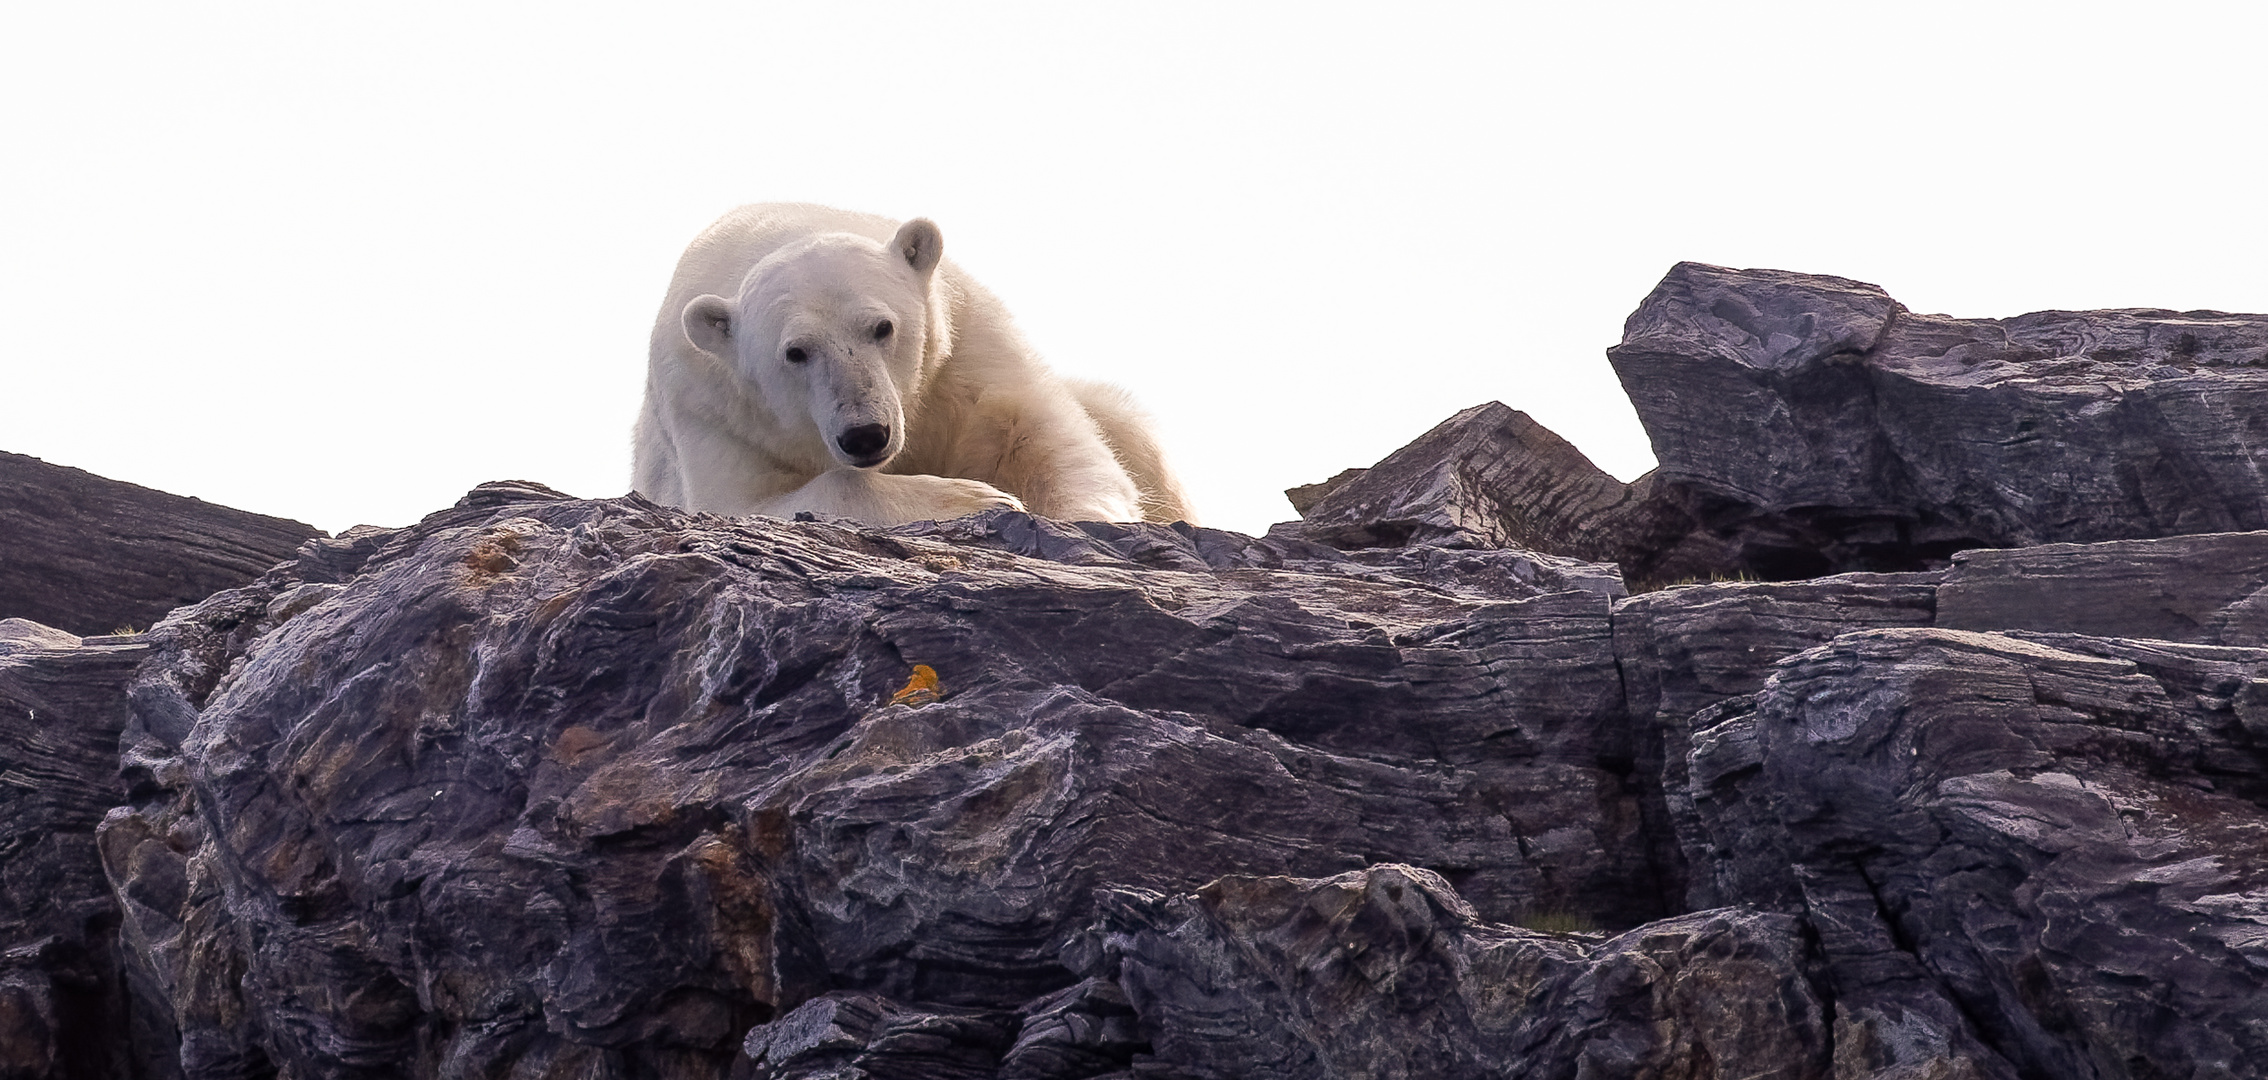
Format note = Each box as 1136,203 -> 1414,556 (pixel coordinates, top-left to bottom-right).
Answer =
4,3 -> 2264,537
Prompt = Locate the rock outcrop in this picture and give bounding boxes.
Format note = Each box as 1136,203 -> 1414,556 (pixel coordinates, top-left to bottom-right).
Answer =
6,263 -> 2268,1078
23,487 -> 2254,1078
1274,403 -> 1727,588
1690,629 -> 2268,1078
87,484 -> 1672,1077
1936,530 -> 2268,646
1608,262 -> 2268,576
1289,264 -> 2268,584
0,620 -> 151,1078
1097,868 -> 1834,1080
0,451 -> 322,637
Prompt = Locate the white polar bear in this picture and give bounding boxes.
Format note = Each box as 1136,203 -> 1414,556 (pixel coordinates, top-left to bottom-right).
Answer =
633,203 -> 1194,527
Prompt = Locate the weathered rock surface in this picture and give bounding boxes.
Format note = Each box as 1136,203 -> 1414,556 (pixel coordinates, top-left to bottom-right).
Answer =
1938,530 -> 2268,646
0,620 -> 150,1079
0,451 -> 323,636
1607,262 -> 2268,576
32,468 -> 2250,1078
1096,866 -> 1832,1079
1290,266 -> 2268,584
11,264 -> 2268,1077
91,484 -> 1685,1077
1611,573 -> 1942,911
1275,403 -> 1730,589
1689,629 -> 2268,1079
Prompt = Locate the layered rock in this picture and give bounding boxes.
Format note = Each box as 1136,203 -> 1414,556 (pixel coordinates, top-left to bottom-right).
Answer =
0,452 -> 322,636
0,620 -> 150,1079
1608,262 -> 2268,575
47,469 -> 2256,1078
1610,573 -> 1942,910
1688,629 -> 2268,1079
1275,403 -> 1732,589
1095,866 -> 1833,1079
1287,265 -> 2268,583
1937,530 -> 2268,646
10,263 -> 2268,1077
93,484 -> 1680,1077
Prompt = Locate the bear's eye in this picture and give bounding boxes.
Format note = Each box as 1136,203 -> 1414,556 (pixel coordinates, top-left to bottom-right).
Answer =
783,346 -> 809,364
872,319 -> 893,342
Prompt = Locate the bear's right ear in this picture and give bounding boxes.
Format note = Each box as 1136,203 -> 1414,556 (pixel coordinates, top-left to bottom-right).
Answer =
892,218 -> 943,278
681,294 -> 735,357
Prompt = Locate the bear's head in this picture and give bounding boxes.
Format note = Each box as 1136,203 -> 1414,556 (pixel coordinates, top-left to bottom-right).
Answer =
681,218 -> 944,472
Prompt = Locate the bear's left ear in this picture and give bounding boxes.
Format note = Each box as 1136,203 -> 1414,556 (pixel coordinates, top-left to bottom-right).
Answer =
892,218 -> 943,277
681,294 -> 735,358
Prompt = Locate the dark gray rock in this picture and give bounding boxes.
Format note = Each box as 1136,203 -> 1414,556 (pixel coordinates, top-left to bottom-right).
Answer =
1937,530 -> 2268,646
1275,402 -> 1729,588
0,620 -> 153,1079
0,451 -> 324,637
736,992 -> 1016,1079
1278,402 -> 1644,554
96,484 -> 1669,1077
1098,864 -> 1834,1079
1698,628 -> 2268,1079
44,469 -> 2266,1078
1608,262 -> 2268,576
1611,574 -> 1941,910
995,978 -> 1145,1080
901,502 -> 1628,599
17,249 -> 2268,1078
1282,468 -> 1365,517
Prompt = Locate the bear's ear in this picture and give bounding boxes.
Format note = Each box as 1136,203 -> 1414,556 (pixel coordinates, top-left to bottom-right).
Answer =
892,218 -> 943,277
681,294 -> 734,357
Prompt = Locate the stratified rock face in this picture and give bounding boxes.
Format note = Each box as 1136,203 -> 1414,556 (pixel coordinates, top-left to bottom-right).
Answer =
1098,866 -> 1833,1080
1610,573 -> 1942,910
99,483 -> 1666,1078
0,475 -> 2254,1077
0,452 -> 323,636
0,620 -> 151,1080
1608,262 -> 2268,575
1937,530 -> 2268,646
1691,629 -> 2268,1079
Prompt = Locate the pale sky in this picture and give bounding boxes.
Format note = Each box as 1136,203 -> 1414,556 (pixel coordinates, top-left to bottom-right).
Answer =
4,3 -> 2263,537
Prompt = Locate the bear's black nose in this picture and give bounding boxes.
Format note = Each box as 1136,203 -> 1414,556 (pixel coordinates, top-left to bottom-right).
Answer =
837,424 -> 891,463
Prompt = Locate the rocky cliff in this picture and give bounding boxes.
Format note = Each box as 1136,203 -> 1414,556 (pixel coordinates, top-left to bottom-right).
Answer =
4,265 -> 2266,1079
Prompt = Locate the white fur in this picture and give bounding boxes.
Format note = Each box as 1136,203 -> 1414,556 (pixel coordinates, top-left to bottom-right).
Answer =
634,203 -> 1194,527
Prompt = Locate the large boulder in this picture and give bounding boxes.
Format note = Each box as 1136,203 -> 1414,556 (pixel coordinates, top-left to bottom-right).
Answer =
1608,262 -> 2268,576
97,483 -> 1674,1077
1286,266 -> 2268,583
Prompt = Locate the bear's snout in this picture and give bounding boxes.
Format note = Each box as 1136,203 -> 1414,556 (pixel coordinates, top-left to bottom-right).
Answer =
836,424 -> 892,466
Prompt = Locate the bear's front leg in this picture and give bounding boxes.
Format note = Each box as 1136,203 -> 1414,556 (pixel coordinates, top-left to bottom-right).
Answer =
757,468 -> 1024,527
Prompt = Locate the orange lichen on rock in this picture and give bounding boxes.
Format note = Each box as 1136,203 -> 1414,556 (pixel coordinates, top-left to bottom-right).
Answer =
888,664 -> 942,707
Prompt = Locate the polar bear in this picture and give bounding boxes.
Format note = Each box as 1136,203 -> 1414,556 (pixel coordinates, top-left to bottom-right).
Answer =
633,203 -> 1194,527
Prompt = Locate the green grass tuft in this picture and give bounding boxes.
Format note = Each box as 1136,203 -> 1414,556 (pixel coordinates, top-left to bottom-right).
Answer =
1513,910 -> 1601,936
